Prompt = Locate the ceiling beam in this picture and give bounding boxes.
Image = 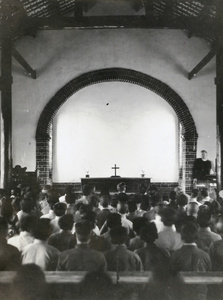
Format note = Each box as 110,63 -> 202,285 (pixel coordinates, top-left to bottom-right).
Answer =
34,15 -> 217,36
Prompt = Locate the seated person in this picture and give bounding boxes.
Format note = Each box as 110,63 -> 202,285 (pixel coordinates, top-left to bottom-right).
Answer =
135,222 -> 169,271
186,202 -> 199,218
189,189 -> 201,206
96,195 -> 112,229
100,213 -> 122,250
0,217 -> 21,271
50,202 -> 67,234
8,215 -> 37,251
117,201 -> 133,236
10,264 -> 47,300
171,222 -> 211,272
57,220 -> 107,271
48,214 -> 76,252
22,218 -> 60,271
128,217 -> 147,251
79,271 -> 115,300
196,206 -> 221,253
155,207 -> 180,253
104,226 -> 143,271
75,184 -> 92,206
170,222 -> 211,300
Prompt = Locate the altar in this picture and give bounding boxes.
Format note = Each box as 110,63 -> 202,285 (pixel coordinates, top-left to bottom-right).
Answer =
81,177 -> 151,194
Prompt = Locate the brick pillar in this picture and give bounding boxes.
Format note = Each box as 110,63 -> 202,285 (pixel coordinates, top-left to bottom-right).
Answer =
36,137 -> 52,186
185,136 -> 197,194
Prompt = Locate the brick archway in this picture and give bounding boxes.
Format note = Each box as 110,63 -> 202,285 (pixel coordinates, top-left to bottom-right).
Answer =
36,68 -> 198,192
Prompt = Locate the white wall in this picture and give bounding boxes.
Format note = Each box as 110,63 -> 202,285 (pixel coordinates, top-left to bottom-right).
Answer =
53,82 -> 178,182
9,29 -> 215,178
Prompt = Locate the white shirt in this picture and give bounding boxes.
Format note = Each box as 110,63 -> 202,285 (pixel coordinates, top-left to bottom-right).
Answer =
8,231 -> 34,251
22,239 -> 60,271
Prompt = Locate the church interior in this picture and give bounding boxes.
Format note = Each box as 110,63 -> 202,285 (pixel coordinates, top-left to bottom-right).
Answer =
0,0 -> 223,299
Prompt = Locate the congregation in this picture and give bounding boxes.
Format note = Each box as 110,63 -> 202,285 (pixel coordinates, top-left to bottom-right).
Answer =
0,181 -> 223,299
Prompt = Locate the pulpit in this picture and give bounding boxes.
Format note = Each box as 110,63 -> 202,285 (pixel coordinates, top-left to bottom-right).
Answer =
81,177 -> 150,194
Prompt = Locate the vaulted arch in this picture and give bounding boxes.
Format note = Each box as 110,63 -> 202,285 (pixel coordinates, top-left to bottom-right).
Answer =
36,68 -> 198,192
36,68 -> 197,139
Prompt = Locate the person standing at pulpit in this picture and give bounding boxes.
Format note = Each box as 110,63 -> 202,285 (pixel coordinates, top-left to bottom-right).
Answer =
111,182 -> 128,208
193,150 -> 215,180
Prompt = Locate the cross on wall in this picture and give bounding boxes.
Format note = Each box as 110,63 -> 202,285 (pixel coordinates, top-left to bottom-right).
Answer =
111,164 -> 120,177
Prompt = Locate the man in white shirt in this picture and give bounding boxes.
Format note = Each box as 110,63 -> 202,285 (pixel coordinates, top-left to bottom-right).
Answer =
22,218 -> 60,271
8,215 -> 36,251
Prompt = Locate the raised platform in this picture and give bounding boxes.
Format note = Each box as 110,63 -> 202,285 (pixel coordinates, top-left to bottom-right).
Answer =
81,177 -> 151,194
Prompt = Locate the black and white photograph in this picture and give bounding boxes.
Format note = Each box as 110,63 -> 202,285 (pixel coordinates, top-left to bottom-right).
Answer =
0,0 -> 222,299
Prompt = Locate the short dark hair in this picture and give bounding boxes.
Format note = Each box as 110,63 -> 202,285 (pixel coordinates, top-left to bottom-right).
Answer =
20,215 -> 37,232
21,199 -> 35,213
133,217 -> 147,235
161,207 -> 176,226
82,184 -> 92,196
191,189 -> 199,198
12,264 -> 46,300
110,226 -> 128,244
107,213 -> 122,229
177,194 -> 188,207
197,206 -> 211,227
181,222 -> 198,243
75,220 -> 92,242
200,188 -> 208,198
81,211 -> 96,229
58,214 -> 74,231
33,219 -> 51,240
140,223 -> 158,244
53,202 -> 67,216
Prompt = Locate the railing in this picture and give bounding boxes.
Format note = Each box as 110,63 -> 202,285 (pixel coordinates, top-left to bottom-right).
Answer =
0,271 -> 223,285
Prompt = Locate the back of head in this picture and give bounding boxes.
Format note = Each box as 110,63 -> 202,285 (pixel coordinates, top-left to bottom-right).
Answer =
75,220 -> 92,243
117,202 -> 128,214
12,264 -> 46,300
53,202 -> 67,217
177,194 -> 188,207
133,217 -> 147,235
140,223 -> 158,244
47,194 -> 59,210
110,226 -> 128,245
197,206 -> 211,228
80,271 -> 114,300
21,199 -> 35,214
20,215 -> 37,233
58,214 -> 74,231
82,184 -> 92,196
100,195 -> 111,208
200,188 -> 208,198
107,213 -> 122,229
191,189 -> 199,198
161,207 -> 176,226
33,218 -> 51,241
81,211 -> 96,229
181,222 -> 198,243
